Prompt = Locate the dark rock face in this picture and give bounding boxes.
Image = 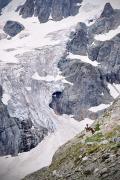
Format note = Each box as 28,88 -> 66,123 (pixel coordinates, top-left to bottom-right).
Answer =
0,0 -> 11,14
67,23 -> 88,55
89,3 -> 120,35
19,0 -> 35,18
3,20 -> 25,37
50,57 -> 113,120
88,34 -> 120,84
100,3 -> 114,18
0,85 -> 48,156
19,0 -> 82,23
50,3 -> 120,121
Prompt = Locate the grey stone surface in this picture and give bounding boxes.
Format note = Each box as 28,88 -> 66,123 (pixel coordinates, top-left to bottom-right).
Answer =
50,3 -> 120,120
50,57 -> 113,120
0,85 -> 48,156
19,0 -> 82,23
89,4 -> 120,36
88,34 -> 120,84
3,20 -> 25,37
67,22 -> 88,55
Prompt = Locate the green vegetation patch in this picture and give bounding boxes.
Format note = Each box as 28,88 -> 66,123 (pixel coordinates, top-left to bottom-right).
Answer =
85,132 -> 104,143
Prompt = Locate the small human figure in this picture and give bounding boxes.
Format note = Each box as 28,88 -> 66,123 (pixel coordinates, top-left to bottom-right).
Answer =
85,124 -> 95,134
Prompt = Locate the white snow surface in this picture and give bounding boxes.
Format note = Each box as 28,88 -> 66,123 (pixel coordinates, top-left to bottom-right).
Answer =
0,0 -> 120,180
89,103 -> 112,112
2,93 -> 11,105
67,53 -> 99,66
32,72 -> 73,85
108,83 -> 120,99
95,26 -> 120,41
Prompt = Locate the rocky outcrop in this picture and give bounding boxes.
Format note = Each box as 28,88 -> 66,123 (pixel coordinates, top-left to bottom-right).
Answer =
19,0 -> 82,23
67,22 -> 88,55
0,85 -> 48,156
89,3 -> 120,36
88,34 -> 120,84
50,57 -> 113,120
100,3 -> 114,18
50,3 -> 120,120
23,98 -> 120,180
3,20 -> 25,37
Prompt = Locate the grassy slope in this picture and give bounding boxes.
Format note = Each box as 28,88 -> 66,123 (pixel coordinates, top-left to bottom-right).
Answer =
23,98 -> 120,180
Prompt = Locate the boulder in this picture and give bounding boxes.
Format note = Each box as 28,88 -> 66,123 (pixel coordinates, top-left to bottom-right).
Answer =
3,20 -> 25,37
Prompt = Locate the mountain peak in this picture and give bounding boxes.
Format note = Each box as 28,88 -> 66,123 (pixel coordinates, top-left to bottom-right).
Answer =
100,3 -> 114,18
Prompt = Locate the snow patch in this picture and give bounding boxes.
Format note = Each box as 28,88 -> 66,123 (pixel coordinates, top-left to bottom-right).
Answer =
95,26 -> 120,41
0,49 -> 19,64
25,87 -> 31,91
67,53 -> 99,67
108,83 -> 120,99
2,93 -> 11,105
32,72 -> 73,85
89,103 -> 112,112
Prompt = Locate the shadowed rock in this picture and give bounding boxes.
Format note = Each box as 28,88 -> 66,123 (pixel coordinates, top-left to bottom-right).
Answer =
19,0 -> 82,23
3,20 -> 25,37
100,3 -> 114,18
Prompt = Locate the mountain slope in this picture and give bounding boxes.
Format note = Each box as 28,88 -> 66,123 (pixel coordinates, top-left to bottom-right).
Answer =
0,0 -> 120,180
23,98 -> 120,180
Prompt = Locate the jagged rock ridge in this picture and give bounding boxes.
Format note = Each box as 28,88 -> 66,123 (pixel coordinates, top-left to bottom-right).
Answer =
50,3 -> 120,120
19,0 -> 82,23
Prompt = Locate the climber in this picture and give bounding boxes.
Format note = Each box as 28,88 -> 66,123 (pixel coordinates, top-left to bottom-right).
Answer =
85,124 -> 95,134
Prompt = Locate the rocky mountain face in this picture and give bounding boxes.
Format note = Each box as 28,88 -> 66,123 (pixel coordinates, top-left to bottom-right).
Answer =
0,1 -> 120,159
19,0 -> 82,23
23,97 -> 120,180
0,85 -> 48,156
50,3 -> 120,120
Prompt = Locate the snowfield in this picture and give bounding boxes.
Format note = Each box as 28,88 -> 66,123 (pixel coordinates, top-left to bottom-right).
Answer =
0,0 -> 120,180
